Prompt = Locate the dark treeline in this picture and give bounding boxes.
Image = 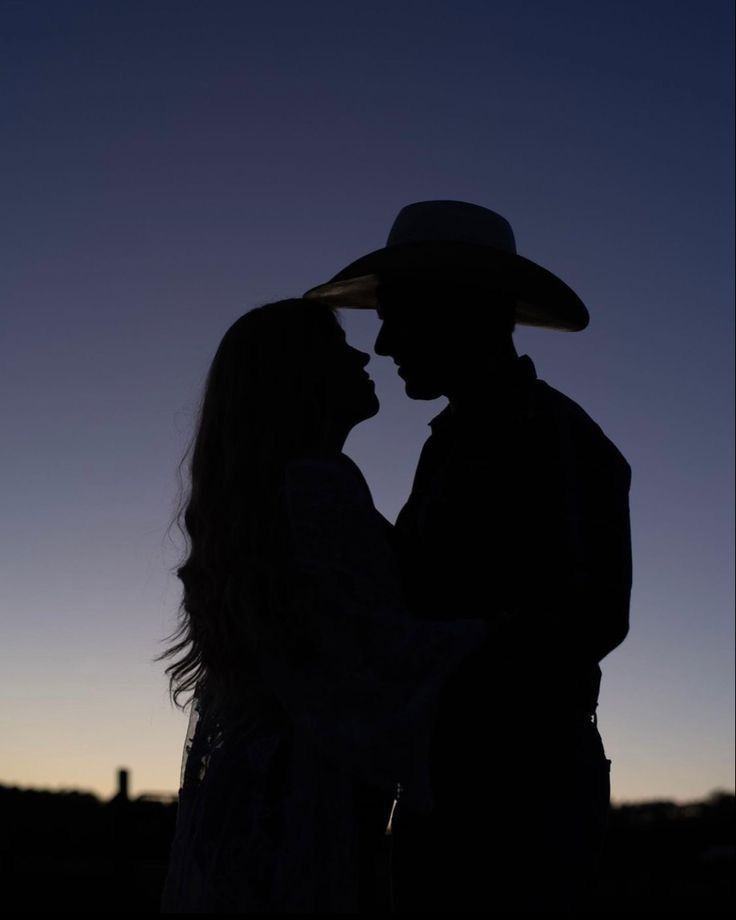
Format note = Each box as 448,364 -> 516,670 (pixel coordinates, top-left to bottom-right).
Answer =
595,792 -> 734,913
0,784 -> 732,912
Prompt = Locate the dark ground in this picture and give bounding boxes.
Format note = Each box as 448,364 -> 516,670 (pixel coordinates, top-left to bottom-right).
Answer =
1,785 -> 732,913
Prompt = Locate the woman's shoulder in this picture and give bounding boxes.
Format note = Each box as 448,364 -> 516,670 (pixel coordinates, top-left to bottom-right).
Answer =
285,450 -> 366,481
282,452 -> 373,509
280,452 -> 392,560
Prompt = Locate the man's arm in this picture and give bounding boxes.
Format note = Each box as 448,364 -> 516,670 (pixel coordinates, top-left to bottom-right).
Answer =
502,400 -> 632,666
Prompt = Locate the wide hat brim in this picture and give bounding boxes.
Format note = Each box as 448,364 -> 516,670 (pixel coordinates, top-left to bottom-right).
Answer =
304,239 -> 589,332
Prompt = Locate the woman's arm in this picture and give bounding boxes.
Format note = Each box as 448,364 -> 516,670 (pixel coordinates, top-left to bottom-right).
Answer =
258,455 -> 488,813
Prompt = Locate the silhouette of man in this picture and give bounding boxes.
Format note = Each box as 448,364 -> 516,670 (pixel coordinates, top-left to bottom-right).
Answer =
305,200 -> 632,912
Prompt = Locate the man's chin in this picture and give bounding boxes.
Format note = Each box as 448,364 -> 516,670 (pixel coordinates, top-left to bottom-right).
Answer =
404,379 -> 444,401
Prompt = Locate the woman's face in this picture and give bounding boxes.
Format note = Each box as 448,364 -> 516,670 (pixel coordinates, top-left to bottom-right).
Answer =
319,316 -> 379,437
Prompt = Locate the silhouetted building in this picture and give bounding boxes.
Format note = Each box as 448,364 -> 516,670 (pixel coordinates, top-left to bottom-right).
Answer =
115,768 -> 130,802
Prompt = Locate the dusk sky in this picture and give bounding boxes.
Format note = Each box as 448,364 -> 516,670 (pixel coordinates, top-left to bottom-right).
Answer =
2,1 -> 733,802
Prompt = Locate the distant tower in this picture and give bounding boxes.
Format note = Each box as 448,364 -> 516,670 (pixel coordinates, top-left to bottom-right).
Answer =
116,768 -> 130,802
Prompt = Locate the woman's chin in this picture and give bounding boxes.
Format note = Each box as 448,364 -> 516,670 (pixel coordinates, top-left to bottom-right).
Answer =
354,392 -> 380,425
365,392 -> 380,419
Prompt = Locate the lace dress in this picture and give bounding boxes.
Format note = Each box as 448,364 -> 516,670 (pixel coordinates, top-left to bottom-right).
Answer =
160,453 -> 487,913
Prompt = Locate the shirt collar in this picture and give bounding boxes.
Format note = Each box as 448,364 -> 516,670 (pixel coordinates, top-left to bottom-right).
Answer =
429,354 -> 538,432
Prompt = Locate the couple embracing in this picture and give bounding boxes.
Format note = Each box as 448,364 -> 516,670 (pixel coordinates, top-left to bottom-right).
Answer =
160,200 -> 632,913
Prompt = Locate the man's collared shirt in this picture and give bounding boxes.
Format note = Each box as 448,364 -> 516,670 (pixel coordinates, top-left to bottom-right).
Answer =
393,354 -> 632,728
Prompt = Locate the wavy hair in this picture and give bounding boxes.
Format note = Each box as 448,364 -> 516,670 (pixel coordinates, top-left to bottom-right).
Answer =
156,299 -> 341,715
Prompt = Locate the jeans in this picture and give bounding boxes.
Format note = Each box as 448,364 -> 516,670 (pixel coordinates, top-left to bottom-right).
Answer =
392,718 -> 611,913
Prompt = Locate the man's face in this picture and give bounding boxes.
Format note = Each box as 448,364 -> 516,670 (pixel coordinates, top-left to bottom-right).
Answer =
374,283 -> 450,400
374,281 -> 517,400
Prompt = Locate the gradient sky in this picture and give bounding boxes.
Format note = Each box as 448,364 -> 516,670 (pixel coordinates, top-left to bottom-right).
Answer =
2,0 -> 733,802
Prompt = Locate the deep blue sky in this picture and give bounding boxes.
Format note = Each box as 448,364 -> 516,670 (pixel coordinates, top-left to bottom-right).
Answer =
2,0 -> 733,800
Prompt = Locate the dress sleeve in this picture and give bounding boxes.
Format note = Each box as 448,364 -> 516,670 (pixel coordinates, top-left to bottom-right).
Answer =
258,456 -> 488,814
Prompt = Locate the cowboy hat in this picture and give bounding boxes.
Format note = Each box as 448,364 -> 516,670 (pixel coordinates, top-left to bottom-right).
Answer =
303,200 -> 589,331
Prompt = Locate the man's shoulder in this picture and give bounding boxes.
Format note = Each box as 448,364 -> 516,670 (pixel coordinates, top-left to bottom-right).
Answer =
532,380 -> 631,479
533,379 -> 601,430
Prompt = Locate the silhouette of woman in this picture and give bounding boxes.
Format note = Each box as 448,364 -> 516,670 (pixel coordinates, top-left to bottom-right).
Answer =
158,299 -> 486,912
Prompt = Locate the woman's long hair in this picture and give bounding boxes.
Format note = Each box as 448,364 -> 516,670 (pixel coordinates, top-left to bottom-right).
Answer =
157,299 -> 340,715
